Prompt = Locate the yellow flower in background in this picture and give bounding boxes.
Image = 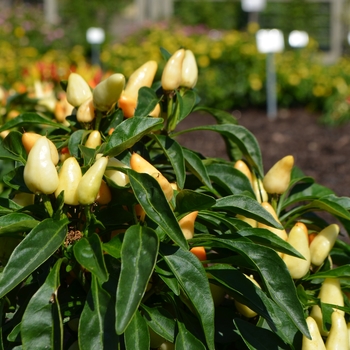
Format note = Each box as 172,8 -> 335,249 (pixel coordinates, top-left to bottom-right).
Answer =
14,26 -> 25,38
197,55 -> 210,68
288,74 -> 301,86
249,75 -> 262,91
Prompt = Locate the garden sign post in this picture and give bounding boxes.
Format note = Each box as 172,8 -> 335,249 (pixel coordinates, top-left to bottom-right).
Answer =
256,29 -> 284,120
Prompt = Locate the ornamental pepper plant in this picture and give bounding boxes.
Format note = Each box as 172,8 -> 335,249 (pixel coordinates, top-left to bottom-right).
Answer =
0,48 -> 350,350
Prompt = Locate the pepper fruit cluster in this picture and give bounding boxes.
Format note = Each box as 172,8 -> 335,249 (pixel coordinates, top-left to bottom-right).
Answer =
0,47 -> 349,350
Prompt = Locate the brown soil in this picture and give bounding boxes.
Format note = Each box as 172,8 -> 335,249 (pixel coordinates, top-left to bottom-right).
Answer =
176,108 -> 350,198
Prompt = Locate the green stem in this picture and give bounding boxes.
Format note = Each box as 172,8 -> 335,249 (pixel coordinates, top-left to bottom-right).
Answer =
42,194 -> 54,217
94,110 -> 104,131
83,205 -> 92,236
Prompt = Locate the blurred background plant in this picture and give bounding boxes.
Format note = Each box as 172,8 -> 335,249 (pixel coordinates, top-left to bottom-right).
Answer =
1,0 -> 350,126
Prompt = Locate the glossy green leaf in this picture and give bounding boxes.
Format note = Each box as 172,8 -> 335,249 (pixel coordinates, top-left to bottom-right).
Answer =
141,305 -> 176,344
281,182 -> 334,211
124,309 -> 150,350
206,163 -> 255,196
177,90 -> 198,124
305,265 -> 350,280
2,131 -> 27,164
68,129 -> 86,158
127,170 -> 188,250
175,190 -> 216,214
182,148 -> 212,189
161,245 -> 215,350
197,210 -> 252,232
175,320 -> 206,350
180,124 -> 263,177
0,213 -> 38,235
2,166 -> 29,192
237,228 -> 304,258
153,134 -> 186,189
102,234 -> 123,259
193,106 -> 238,125
0,112 -> 70,133
213,194 -> 283,228
104,117 -> 163,157
115,225 -> 159,334
21,259 -> 63,350
0,139 -> 19,162
209,237 -> 310,338
73,232 -> 108,283
305,194 -> 350,221
234,318 -> 288,350
0,217 -> 68,298
134,87 -> 159,118
79,275 -> 118,350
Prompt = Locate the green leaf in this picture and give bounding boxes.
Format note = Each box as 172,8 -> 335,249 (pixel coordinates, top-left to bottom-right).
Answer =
175,320 -> 206,349
134,87 -> 159,118
102,234 -> 123,259
213,194 -> 283,228
141,305 -> 176,344
193,106 -> 238,125
0,217 -> 68,298
21,259 -> 63,350
153,134 -> 186,189
0,112 -> 70,133
115,225 -> 159,334
0,213 -> 38,235
180,124 -> 263,177
68,129 -> 86,158
161,245 -> 215,350
177,90 -> 198,124
237,228 -> 304,258
127,170 -> 188,250
2,131 -> 27,163
281,182 -> 334,211
73,232 -> 108,283
210,237 -> 310,338
305,194 -> 350,221
124,310 -> 150,350
79,275 -> 118,350
182,148 -> 212,189
305,265 -> 350,280
175,190 -> 216,214
206,163 -> 255,196
2,166 -> 29,192
104,117 -> 163,157
234,318 -> 288,350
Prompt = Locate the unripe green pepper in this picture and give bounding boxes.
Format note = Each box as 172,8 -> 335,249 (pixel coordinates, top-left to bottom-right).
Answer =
325,310 -> 348,349
282,222 -> 311,279
77,156 -> 108,205
161,48 -> 185,91
66,73 -> 92,107
181,49 -> 198,89
55,157 -> 82,206
23,136 -> 59,194
92,73 -> 125,112
302,316 -> 326,350
310,224 -> 339,266
263,155 -> 294,195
